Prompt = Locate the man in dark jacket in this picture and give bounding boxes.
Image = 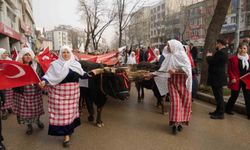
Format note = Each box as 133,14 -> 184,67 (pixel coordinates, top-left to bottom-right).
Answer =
189,43 -> 198,62
206,39 -> 228,119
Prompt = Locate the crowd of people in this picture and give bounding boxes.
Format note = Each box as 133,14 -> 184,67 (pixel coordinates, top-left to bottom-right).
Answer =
0,37 -> 249,149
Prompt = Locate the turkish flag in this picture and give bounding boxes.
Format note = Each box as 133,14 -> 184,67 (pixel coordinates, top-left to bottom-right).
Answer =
147,48 -> 156,63
37,47 -> 58,73
0,60 -> 40,90
240,72 -> 250,89
135,51 -> 140,64
11,48 -> 18,60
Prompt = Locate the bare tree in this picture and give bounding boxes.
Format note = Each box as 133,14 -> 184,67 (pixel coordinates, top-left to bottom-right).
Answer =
200,0 -> 231,85
115,0 -> 144,47
79,0 -> 116,51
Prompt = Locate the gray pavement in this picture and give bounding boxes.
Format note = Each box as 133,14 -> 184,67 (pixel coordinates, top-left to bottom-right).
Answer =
2,86 -> 250,150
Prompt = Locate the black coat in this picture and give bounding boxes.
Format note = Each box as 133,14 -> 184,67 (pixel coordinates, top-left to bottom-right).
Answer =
207,48 -> 228,86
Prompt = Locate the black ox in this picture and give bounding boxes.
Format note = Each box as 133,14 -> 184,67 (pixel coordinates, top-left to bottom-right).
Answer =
133,62 -> 168,114
79,60 -> 130,127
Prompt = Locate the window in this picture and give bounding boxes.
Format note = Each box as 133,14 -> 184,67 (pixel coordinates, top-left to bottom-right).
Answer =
246,14 -> 250,25
162,4 -> 165,9
231,16 -> 236,23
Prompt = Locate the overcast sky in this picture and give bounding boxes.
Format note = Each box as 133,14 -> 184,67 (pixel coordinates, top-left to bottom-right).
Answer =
33,0 -> 160,45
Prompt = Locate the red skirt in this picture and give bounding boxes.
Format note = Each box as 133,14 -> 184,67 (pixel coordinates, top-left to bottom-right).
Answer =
48,82 -> 80,126
13,85 -> 44,124
168,74 -> 192,126
1,88 -> 13,110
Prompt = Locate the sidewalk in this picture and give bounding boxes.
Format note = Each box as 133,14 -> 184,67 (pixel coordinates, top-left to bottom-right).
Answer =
196,91 -> 246,115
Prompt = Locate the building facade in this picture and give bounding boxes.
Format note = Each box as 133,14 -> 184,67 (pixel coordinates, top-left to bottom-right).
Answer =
182,0 -> 217,46
0,0 -> 35,52
220,0 -> 250,45
127,6 -> 150,48
45,25 -> 85,51
150,0 -> 166,48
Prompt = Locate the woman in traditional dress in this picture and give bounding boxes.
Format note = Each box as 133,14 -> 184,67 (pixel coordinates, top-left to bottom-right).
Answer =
13,47 -> 44,135
159,39 -> 192,135
39,45 -> 89,147
126,51 -> 137,64
0,48 -> 13,120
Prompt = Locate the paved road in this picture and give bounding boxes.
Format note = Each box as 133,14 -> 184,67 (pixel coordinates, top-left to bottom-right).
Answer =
2,86 -> 250,150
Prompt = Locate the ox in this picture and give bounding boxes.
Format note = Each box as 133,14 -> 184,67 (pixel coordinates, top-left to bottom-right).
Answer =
79,60 -> 130,127
132,62 -> 168,114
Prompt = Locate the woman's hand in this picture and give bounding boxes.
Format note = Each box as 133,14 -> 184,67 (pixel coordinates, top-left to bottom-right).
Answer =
39,81 -> 46,88
231,79 -> 237,84
168,69 -> 176,75
206,51 -> 213,56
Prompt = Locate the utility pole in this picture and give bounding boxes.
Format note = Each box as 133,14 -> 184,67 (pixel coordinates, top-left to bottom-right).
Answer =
234,0 -> 241,52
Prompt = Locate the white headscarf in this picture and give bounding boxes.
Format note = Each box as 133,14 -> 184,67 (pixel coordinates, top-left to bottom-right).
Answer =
0,48 -> 11,60
154,48 -> 161,61
16,47 -> 35,61
16,47 -> 37,71
237,53 -> 249,70
159,39 -> 192,92
43,45 -> 85,85
127,51 -> 137,64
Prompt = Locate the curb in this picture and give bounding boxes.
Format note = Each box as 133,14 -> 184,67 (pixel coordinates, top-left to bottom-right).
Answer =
196,92 -> 246,115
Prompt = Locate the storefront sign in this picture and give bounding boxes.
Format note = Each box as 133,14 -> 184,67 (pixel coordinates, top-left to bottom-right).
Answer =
0,22 -> 21,40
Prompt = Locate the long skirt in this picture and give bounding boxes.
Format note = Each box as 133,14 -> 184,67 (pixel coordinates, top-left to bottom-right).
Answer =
47,82 -> 80,136
13,85 -> 44,124
168,74 -> 192,126
1,89 -> 13,110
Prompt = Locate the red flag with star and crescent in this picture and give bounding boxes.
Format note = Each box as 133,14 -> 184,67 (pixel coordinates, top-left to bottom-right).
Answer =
0,60 -> 40,90
11,47 -> 18,60
37,47 -> 58,73
147,48 -> 156,63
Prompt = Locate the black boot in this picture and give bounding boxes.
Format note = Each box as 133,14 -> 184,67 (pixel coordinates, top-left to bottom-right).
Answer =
62,135 -> 70,147
177,125 -> 183,132
172,125 -> 177,135
1,110 -> 7,120
0,142 -> 5,150
88,116 -> 94,122
36,120 -> 44,129
26,124 -> 33,135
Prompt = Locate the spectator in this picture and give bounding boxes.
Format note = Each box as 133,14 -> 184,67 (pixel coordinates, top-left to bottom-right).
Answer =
226,42 -> 250,119
207,39 -> 228,119
189,43 -> 198,62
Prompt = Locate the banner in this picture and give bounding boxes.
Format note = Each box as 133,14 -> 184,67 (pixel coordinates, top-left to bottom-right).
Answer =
74,51 -> 119,65
0,60 -> 40,90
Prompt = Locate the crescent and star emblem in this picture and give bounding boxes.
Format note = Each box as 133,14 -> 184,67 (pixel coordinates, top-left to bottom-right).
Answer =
0,64 -> 25,78
42,55 -> 50,60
